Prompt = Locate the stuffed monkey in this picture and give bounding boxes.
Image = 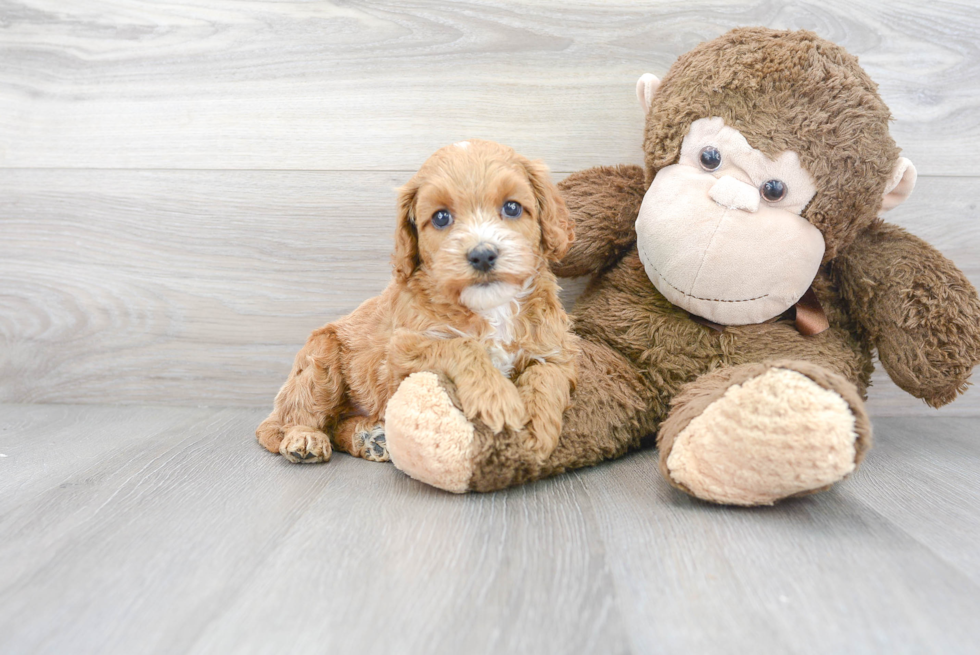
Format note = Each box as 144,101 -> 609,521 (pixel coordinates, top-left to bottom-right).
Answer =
383,28 -> 980,505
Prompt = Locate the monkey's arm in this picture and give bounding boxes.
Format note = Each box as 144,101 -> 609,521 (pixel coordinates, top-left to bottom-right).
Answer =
552,165 -> 647,277
835,222 -> 980,407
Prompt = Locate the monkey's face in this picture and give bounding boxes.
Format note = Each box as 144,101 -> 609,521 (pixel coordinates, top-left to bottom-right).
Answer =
635,117 -> 824,326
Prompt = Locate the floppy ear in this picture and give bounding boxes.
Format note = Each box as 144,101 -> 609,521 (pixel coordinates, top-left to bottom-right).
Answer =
392,178 -> 421,281
522,157 -> 573,261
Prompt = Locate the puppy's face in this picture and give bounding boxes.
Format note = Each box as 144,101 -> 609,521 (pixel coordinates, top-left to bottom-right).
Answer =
393,140 -> 572,312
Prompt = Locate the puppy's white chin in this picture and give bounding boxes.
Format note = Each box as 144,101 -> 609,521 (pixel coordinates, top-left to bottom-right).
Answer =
460,282 -> 521,312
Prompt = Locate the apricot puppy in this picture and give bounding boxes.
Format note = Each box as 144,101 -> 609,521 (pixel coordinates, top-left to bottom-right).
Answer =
256,140 -> 577,465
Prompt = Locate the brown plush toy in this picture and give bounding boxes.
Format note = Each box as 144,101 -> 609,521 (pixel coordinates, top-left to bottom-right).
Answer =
383,27 -> 980,505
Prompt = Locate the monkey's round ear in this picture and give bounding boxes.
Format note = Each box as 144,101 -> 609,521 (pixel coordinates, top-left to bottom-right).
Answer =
880,156 -> 917,213
521,158 -> 573,262
635,73 -> 661,115
392,179 -> 421,281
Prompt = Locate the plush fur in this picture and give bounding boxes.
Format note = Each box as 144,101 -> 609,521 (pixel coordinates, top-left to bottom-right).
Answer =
642,28 -> 899,261
383,28 -> 980,505
256,140 -> 577,465
657,361 -> 871,505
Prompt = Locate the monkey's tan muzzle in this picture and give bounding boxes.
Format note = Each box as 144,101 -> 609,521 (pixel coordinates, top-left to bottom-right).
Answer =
635,164 -> 825,326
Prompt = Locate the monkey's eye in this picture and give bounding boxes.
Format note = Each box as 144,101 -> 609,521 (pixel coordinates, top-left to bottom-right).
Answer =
699,146 -> 722,171
431,209 -> 453,229
501,201 -> 523,219
760,179 -> 787,202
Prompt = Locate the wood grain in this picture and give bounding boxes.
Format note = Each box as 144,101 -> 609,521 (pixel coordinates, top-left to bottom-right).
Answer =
848,417 -> 980,585
0,0 -> 977,174
3,4 -> 979,652
2,170 -> 978,413
0,405 -> 629,655
0,403 -> 211,506
585,421 -> 980,655
0,169 -> 398,406
1,405 -> 978,654
0,407 -> 339,654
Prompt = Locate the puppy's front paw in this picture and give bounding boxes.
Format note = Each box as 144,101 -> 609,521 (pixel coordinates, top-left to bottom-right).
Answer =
354,425 -> 390,462
458,377 -> 526,434
520,398 -> 564,460
279,426 -> 332,464
522,419 -> 561,461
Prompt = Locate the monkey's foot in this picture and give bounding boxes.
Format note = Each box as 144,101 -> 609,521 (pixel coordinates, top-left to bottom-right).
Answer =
384,372 -> 478,493
658,361 -> 871,506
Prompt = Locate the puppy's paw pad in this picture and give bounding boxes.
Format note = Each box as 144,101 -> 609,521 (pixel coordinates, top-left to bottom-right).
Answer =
356,426 -> 389,462
279,427 -> 332,464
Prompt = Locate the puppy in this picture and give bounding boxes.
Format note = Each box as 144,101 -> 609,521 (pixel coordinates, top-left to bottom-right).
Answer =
256,139 -> 577,465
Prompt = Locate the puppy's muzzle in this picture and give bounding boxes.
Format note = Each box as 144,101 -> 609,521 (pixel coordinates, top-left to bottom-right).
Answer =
467,244 -> 498,273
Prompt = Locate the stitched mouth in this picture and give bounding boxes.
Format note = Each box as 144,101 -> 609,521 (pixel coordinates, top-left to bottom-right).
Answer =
638,241 -> 769,304
658,272 -> 769,303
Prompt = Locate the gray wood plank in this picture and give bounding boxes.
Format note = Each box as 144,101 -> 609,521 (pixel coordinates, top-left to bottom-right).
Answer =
1,404 -> 979,654
0,0 -> 977,174
584,447 -> 980,655
0,406 -> 338,654
0,169 -> 398,407
0,403 -> 211,507
3,170 -> 978,414
188,467 -> 629,655
843,417 -> 980,585
0,404 -> 629,655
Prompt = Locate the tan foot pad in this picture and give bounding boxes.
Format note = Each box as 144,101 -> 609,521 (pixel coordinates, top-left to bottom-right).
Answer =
666,368 -> 857,505
384,372 -> 476,493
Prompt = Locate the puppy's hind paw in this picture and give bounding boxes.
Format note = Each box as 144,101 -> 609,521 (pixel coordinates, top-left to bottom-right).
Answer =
279,426 -> 332,464
355,426 -> 390,462
256,418 -> 285,453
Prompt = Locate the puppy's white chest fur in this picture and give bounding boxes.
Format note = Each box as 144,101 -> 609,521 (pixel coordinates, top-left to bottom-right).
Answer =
446,278 -> 535,378
479,302 -> 520,378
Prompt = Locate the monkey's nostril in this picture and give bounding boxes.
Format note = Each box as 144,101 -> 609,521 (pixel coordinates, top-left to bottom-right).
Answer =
467,245 -> 498,272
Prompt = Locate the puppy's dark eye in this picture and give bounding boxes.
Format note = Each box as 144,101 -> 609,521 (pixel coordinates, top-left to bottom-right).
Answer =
431,209 -> 453,229
501,201 -> 523,219
699,146 -> 722,171
760,179 -> 787,202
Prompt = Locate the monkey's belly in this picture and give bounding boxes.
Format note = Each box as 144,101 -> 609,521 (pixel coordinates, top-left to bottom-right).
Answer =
570,250 -> 871,423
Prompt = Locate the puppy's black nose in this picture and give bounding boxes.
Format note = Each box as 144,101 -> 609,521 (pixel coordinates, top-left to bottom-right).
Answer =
467,245 -> 498,272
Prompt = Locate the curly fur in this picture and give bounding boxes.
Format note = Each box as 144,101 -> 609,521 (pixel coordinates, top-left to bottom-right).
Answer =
386,28 -> 980,504
643,28 -> 900,261
834,223 -> 980,406
257,140 -> 578,464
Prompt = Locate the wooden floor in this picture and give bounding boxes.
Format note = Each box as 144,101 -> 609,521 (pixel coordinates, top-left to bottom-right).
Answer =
3,2 -> 980,653
1,404 -> 978,654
